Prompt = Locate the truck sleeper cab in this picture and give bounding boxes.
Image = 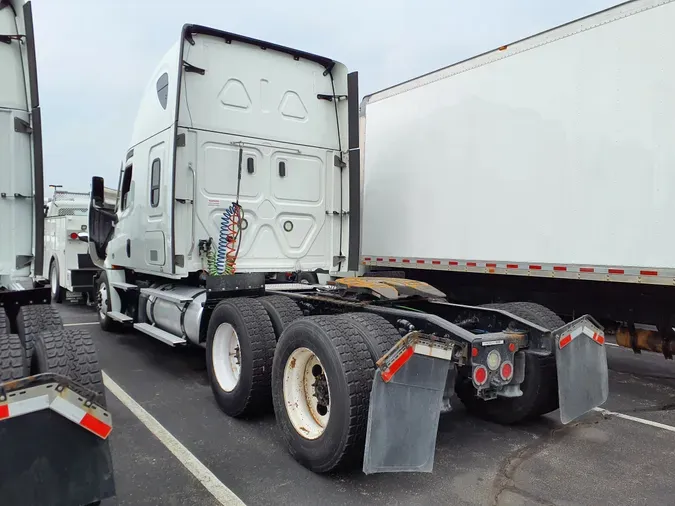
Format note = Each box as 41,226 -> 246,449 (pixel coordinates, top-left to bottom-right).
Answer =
88,24 -> 609,474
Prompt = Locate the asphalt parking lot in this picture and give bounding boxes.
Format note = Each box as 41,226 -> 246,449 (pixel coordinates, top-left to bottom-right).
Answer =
57,304 -> 675,506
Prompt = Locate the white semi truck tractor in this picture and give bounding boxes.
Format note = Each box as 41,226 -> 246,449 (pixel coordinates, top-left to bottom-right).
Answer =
87,23 -> 609,474
1,1 -> 115,504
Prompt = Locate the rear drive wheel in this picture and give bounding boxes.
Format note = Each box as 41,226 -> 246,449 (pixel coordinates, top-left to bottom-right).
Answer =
337,312 -> 401,362
206,298 -> 276,417
49,260 -> 64,303
64,328 -> 106,406
259,295 -> 303,340
271,316 -> 374,473
456,302 -> 564,424
15,304 -> 63,370
96,272 -> 117,332
0,333 -> 26,382
31,329 -> 72,377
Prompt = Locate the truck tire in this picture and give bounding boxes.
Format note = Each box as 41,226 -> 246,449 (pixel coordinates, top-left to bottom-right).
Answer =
258,295 -> 303,340
0,333 -> 27,382
64,328 -> 106,405
338,312 -> 401,363
206,298 -> 276,417
271,316 -> 374,473
15,304 -> 63,366
49,259 -> 65,303
0,307 -> 8,336
456,302 -> 564,424
297,272 -> 319,285
96,272 -> 118,332
31,329 -> 72,377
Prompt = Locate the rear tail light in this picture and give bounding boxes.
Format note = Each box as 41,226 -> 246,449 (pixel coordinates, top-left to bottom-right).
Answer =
69,232 -> 79,240
508,342 -> 516,353
471,347 -> 478,358
500,361 -> 513,381
473,365 -> 488,386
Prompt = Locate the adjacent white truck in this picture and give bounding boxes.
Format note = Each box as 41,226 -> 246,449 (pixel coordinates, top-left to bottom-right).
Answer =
43,188 -> 99,303
88,23 -> 609,474
360,0 -> 675,360
1,2 -> 115,504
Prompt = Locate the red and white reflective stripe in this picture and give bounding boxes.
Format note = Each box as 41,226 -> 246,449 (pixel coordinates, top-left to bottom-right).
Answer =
381,346 -> 414,382
0,383 -> 112,439
361,257 -> 675,286
50,396 -> 112,439
559,326 -> 605,349
0,394 -> 50,420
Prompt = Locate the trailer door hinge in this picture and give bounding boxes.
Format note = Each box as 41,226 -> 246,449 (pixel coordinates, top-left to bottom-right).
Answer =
14,117 -> 32,134
333,155 -> 346,169
176,133 -> 186,147
318,94 -> 347,102
183,61 -> 205,75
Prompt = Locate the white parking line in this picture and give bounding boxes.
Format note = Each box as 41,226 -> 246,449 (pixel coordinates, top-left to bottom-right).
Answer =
593,407 -> 675,433
605,342 -> 619,347
64,322 -> 99,327
102,371 -> 246,506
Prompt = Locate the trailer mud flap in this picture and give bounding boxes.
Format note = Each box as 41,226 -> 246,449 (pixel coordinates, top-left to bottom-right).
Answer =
553,315 -> 608,424
363,354 -> 450,474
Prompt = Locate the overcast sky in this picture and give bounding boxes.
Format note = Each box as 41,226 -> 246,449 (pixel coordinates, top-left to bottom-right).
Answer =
30,0 -> 621,194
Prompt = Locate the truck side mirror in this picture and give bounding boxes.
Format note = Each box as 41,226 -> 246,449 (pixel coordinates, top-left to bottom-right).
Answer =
91,176 -> 105,209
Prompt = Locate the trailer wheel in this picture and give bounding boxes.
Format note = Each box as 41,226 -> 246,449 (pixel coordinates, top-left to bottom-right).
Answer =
0,333 -> 27,382
206,298 -> 276,417
271,316 -> 374,473
259,295 -> 304,340
96,272 -> 117,332
297,272 -> 319,285
65,328 -> 106,405
49,259 -> 64,303
15,304 -> 63,367
456,302 -> 564,424
31,329 -> 72,377
338,312 -> 401,362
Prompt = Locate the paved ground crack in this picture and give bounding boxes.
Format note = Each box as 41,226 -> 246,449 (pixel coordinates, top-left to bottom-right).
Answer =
491,413 -> 605,506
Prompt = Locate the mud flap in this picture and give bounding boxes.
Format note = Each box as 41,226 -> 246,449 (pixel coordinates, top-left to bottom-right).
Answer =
363,354 -> 450,474
553,315 -> 608,424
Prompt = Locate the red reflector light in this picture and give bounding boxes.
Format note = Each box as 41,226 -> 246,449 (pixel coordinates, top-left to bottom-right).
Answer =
592,332 -> 605,345
80,413 -> 112,439
69,232 -> 79,240
381,346 -> 414,383
0,405 -> 8,420
559,334 -> 572,349
473,365 -> 488,386
500,362 -> 513,381
508,342 -> 516,353
471,347 -> 478,358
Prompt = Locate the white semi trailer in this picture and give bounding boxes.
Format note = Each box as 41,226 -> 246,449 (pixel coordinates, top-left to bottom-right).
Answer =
87,23 -> 608,474
0,2 -> 115,504
360,0 -> 675,360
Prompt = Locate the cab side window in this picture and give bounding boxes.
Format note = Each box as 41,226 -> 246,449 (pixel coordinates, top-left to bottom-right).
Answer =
121,165 -> 133,210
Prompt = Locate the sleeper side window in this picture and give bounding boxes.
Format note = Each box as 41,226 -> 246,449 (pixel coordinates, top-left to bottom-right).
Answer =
150,159 -> 161,207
